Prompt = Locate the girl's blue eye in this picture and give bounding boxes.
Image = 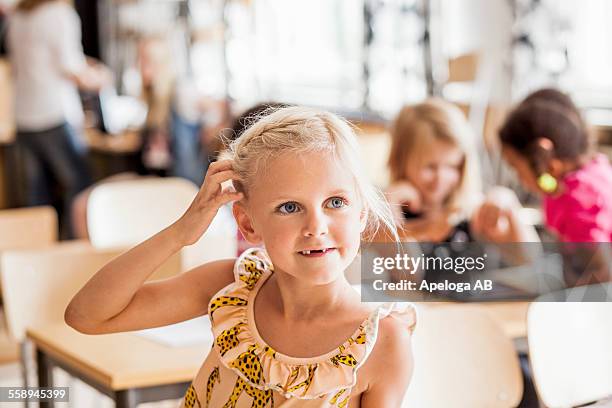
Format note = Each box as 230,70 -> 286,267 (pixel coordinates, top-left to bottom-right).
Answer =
327,197 -> 346,209
278,202 -> 300,214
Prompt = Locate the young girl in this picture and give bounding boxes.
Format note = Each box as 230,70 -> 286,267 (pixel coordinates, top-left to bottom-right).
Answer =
386,98 -> 538,245
499,90 -> 612,284
499,89 -> 612,243
65,106 -> 417,407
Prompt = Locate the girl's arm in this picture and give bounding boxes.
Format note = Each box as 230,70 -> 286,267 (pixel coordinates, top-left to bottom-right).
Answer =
360,318 -> 414,407
65,160 -> 243,334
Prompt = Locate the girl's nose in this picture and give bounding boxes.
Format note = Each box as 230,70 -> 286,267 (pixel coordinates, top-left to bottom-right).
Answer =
303,210 -> 329,237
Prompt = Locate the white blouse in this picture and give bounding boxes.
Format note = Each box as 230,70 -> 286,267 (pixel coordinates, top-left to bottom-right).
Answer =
8,1 -> 86,131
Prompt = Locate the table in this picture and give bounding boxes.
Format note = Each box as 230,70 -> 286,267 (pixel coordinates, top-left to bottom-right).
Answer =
27,323 -> 211,408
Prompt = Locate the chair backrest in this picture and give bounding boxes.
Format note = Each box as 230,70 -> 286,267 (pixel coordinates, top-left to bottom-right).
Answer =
0,206 -> 57,250
87,177 -> 198,248
528,300 -> 612,407
403,306 -> 523,408
87,177 -> 237,269
0,240 -> 180,343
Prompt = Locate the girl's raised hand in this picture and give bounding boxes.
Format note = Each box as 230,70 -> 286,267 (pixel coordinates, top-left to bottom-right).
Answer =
175,160 -> 243,245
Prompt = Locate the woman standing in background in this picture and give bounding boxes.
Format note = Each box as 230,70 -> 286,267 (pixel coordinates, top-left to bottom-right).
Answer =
7,0 -> 109,237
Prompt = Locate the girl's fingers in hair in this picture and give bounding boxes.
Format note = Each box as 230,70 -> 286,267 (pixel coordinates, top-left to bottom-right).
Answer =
221,183 -> 237,194
208,169 -> 241,185
204,160 -> 234,178
215,191 -> 244,207
192,169 -> 240,208
209,159 -> 234,171
200,170 -> 241,197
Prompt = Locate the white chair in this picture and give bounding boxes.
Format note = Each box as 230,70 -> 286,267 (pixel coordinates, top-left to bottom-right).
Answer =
528,296 -> 612,407
403,306 -> 523,408
0,206 -> 57,250
0,206 -> 58,365
1,239 -> 183,407
0,242 -> 123,344
0,242 -> 121,394
86,177 -> 237,270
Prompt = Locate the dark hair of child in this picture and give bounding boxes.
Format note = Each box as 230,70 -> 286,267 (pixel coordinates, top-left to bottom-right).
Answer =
499,96 -> 592,174
521,88 -> 579,113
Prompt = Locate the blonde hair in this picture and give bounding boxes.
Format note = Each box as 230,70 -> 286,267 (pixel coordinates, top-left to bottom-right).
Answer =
224,106 -> 398,242
388,98 -> 482,217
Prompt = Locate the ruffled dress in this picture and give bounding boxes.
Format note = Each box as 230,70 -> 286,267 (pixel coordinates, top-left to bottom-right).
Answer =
180,247 -> 416,408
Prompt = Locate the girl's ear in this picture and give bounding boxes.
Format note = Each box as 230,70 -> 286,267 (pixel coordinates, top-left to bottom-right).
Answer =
232,202 -> 262,244
532,137 -> 555,173
536,137 -> 554,153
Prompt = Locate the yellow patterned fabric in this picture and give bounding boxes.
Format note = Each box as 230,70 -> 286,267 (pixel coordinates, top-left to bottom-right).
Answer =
179,247 -> 416,407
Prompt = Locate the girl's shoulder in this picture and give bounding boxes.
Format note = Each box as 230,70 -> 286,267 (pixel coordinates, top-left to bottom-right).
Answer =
207,247 -> 271,322
355,303 -> 417,402
232,247 -> 274,289
364,303 -> 417,353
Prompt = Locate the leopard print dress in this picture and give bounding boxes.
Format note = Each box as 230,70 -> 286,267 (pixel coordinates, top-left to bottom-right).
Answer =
179,247 -> 416,408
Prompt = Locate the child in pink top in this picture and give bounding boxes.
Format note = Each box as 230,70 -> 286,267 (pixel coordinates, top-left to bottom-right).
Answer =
499,88 -> 612,243
499,88 -> 611,284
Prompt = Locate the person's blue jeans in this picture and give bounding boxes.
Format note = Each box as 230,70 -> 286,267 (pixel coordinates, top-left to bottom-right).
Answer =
17,122 -> 92,238
171,110 -> 207,186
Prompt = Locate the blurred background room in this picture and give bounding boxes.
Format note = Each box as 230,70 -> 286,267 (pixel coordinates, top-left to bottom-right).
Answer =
0,0 -> 611,407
